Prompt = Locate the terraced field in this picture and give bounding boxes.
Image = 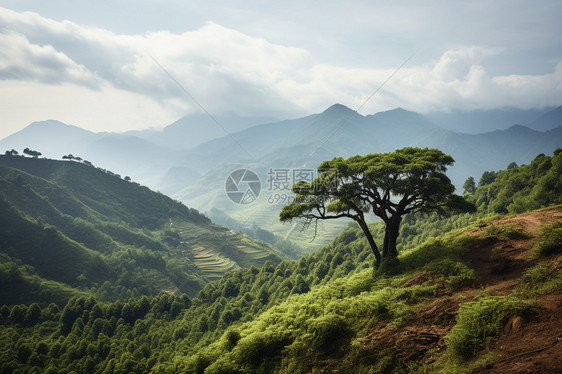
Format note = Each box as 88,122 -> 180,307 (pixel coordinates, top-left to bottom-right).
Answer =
190,246 -> 239,281
172,219 -> 285,280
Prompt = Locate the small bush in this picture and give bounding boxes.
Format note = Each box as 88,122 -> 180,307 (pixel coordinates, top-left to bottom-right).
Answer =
395,283 -> 438,304
222,329 -> 241,351
399,238 -> 465,273
445,296 -> 535,360
307,314 -> 350,354
424,258 -> 477,289
533,221 -> 562,257
374,257 -> 402,276
520,263 -> 562,296
234,331 -> 290,369
483,224 -> 532,240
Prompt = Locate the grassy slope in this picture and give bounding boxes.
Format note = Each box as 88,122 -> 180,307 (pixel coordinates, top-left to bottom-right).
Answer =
0,156 -> 286,304
177,206 -> 561,374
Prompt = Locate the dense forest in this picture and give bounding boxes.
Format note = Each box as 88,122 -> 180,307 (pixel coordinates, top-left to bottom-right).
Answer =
0,149 -> 560,373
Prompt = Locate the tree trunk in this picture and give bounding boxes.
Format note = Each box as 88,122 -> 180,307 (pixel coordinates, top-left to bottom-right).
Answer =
382,215 -> 401,258
356,219 -> 381,266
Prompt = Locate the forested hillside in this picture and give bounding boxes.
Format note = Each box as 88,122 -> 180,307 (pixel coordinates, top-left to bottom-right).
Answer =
0,156 -> 285,306
0,150 -> 560,373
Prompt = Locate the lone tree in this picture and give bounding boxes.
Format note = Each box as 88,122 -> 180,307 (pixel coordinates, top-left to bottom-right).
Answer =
23,148 -> 41,158
280,147 -> 475,266
4,149 -> 18,156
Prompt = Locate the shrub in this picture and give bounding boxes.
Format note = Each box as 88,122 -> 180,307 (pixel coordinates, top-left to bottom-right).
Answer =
234,331 -> 290,369
483,224 -> 532,240
445,296 -> 535,360
533,221 -> 562,257
520,263 -> 562,296
307,314 -> 349,354
223,329 -> 241,351
425,258 -> 477,289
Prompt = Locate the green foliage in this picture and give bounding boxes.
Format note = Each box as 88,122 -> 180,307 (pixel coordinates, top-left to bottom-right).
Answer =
307,314 -> 350,354
471,149 -> 562,214
482,224 -> 532,240
0,156 -> 285,305
519,263 -> 562,296
462,176 -> 476,194
532,220 -> 562,257
445,296 -> 535,360
280,147 -> 474,264
478,171 -> 497,187
0,151 -> 560,374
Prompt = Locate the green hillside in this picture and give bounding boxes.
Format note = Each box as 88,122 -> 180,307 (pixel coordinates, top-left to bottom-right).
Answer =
0,150 -> 560,373
0,156 -> 286,305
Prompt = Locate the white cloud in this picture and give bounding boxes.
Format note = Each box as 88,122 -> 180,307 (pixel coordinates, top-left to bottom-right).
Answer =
0,32 -> 100,87
0,6 -> 561,139
431,47 -> 502,82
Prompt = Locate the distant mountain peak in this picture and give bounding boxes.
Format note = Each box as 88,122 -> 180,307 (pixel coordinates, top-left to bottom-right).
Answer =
367,107 -> 428,124
321,103 -> 357,116
24,119 -> 93,134
389,107 -> 410,113
28,119 -> 67,126
504,124 -> 537,134
376,107 -> 417,116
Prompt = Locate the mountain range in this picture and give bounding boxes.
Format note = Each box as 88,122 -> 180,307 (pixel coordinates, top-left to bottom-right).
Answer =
1,104 -> 561,250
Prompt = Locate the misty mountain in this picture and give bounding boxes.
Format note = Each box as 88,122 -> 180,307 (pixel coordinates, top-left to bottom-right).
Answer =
124,112 -> 279,150
424,107 -> 554,133
0,120 -> 182,187
0,103 -> 560,256
529,105 -> 562,131
175,104 -> 561,190
167,104 -> 561,253
0,120 -> 98,158
2,104 -> 561,236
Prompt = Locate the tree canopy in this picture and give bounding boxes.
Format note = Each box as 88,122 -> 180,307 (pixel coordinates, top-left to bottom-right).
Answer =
280,147 -> 475,265
463,176 -> 476,195
23,148 -> 41,158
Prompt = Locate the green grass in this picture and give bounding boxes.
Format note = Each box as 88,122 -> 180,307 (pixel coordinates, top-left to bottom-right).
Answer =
532,220 -> 562,258
519,263 -> 562,296
482,224 -> 533,240
444,295 -> 535,361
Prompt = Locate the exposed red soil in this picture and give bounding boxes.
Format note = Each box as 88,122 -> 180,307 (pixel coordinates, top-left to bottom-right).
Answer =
367,296 -> 459,363
479,293 -> 562,374
366,206 -> 562,372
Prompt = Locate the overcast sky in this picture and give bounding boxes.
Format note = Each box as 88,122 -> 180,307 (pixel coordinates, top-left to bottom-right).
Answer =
0,0 -> 561,138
